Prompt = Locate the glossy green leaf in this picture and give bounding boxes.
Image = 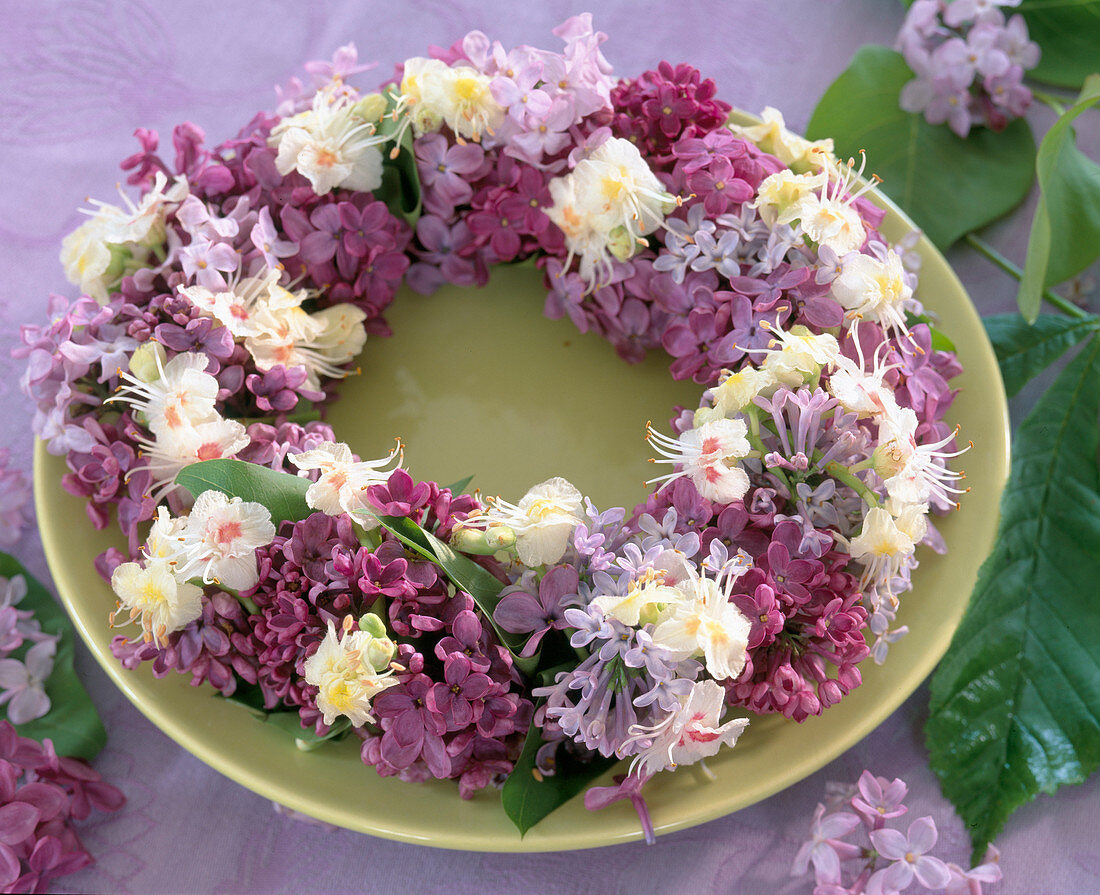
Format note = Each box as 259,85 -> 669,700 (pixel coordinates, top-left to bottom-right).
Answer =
983,312 -> 1100,396
926,335 -> 1100,862
177,458 -> 311,525
0,554 -> 106,760
501,708 -> 619,836
1017,76 -> 1100,321
806,46 -> 1036,250
1019,0 -> 1100,89
371,514 -> 538,674
375,87 -> 422,225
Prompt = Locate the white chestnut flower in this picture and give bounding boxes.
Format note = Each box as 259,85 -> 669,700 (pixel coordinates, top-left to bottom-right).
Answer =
269,89 -> 386,196
400,57 -> 505,141
646,418 -> 752,505
288,440 -> 403,527
131,415 -> 251,502
730,107 -> 835,173
847,506 -> 926,589
622,679 -> 750,777
172,490 -> 276,590
112,350 -> 219,436
110,558 -> 204,647
483,477 -> 585,567
650,564 -> 752,681
830,249 -> 915,337
304,619 -> 398,728
759,322 -> 841,388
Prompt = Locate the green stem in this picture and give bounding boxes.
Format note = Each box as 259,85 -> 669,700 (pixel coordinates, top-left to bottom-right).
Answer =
236,593 -> 260,616
1030,87 -> 1067,117
964,233 -> 1090,320
825,461 -> 879,508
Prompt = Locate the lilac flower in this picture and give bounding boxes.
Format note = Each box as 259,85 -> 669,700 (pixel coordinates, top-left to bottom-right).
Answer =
0,451 -> 30,549
249,206 -> 298,269
791,802 -> 862,885
416,134 -> 486,213
867,817 -> 952,894
584,770 -> 656,844
494,565 -> 578,656
690,229 -> 741,279
944,846 -> 1003,895
0,640 -> 57,724
851,770 -> 908,828
178,233 -> 240,289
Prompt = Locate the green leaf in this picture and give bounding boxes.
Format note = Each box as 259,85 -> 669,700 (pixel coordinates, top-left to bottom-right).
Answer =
983,312 -> 1100,396
1019,0 -> 1100,89
926,335 -> 1100,862
370,514 -> 538,674
176,458 -> 311,525
806,46 -> 1036,250
0,554 -> 106,760
1017,75 -> 1100,321
265,712 -> 351,751
501,709 -> 619,835
375,88 -> 422,225
445,475 -> 474,495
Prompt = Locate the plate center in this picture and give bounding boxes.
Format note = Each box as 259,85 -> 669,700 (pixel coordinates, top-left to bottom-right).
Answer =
325,264 -> 701,508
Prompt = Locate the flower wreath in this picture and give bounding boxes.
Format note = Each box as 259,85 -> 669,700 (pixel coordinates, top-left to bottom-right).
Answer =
22,15 -> 967,837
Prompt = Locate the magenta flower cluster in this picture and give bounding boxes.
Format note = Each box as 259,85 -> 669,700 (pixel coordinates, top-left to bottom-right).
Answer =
793,770 -> 1003,895
896,0 -> 1039,137
0,722 -> 124,894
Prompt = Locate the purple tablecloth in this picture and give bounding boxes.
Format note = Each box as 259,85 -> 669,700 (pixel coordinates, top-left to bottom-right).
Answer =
2,2 -> 1097,892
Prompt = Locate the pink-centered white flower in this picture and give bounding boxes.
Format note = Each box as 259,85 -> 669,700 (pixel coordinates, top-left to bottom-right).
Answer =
178,269 -> 302,339
482,477 -> 585,567
269,89 -> 386,196
131,415 -> 251,501
646,418 -> 752,504
650,564 -> 752,680
621,679 -> 749,777
827,341 -> 902,418
110,558 -> 204,647
303,619 -> 398,727
112,350 -> 219,435
288,440 -> 403,526
172,490 -> 275,590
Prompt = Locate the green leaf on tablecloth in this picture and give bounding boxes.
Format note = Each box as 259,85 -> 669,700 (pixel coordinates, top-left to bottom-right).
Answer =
806,46 -> 1036,250
502,708 -> 619,836
1018,0 -> 1100,89
0,554 -> 106,760
177,458 -> 312,525
369,514 -> 538,674
983,312 -> 1100,396
1017,76 -> 1100,321
375,87 -> 423,225
926,335 -> 1100,863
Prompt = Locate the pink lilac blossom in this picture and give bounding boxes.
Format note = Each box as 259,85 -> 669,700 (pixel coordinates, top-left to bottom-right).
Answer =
0,721 -> 124,894
896,0 -> 1039,136
0,452 -> 30,550
793,772 -> 1003,894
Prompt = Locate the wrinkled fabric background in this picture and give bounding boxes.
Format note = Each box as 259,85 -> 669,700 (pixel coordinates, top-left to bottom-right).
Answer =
1,2 -> 1097,893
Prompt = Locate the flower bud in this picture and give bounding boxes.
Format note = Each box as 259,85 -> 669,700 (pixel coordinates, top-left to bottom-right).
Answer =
353,93 -> 387,122
127,340 -> 167,383
450,525 -> 516,555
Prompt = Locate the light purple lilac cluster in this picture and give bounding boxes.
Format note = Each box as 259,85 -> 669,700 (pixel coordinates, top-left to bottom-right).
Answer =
793,770 -> 1003,894
896,0 -> 1039,137
0,721 -> 124,894
0,576 -> 60,726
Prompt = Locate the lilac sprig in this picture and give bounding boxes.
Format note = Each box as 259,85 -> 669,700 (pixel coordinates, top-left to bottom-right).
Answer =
895,0 -> 1039,137
792,770 -> 1004,894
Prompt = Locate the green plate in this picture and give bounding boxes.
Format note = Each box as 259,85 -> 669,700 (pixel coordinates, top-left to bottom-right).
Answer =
33,128 -> 1010,851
